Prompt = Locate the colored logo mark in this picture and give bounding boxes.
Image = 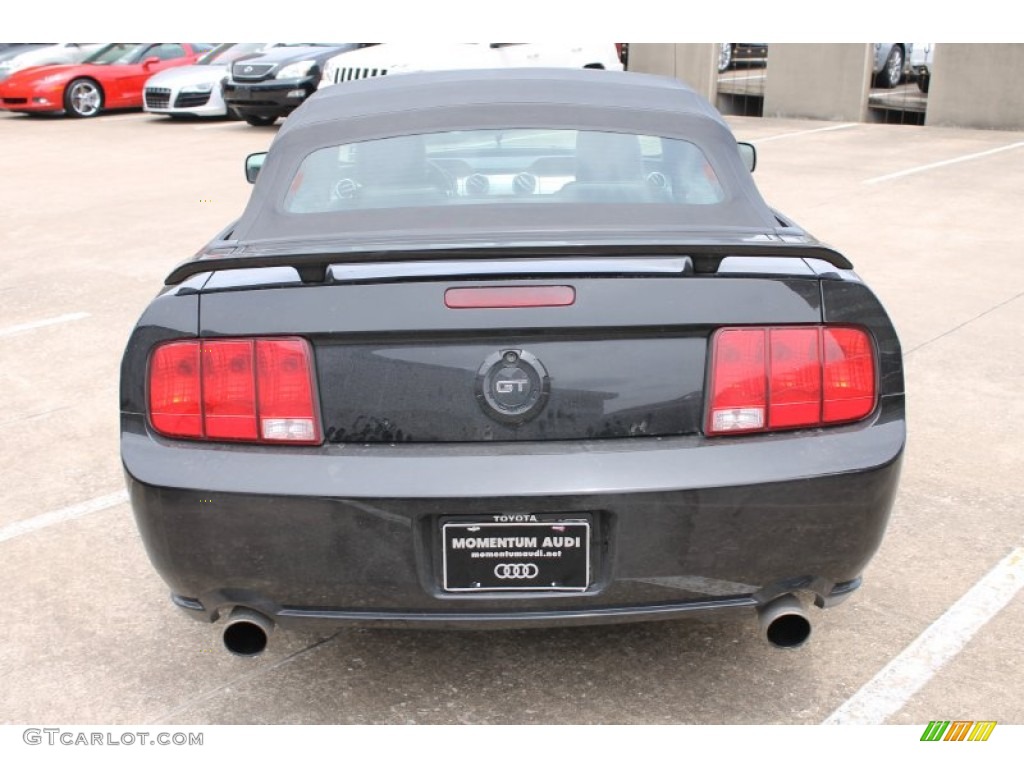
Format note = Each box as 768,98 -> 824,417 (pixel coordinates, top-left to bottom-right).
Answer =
920,721 -> 997,741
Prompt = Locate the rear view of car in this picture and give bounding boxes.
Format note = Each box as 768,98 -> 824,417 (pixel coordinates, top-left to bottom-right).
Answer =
121,69 -> 904,656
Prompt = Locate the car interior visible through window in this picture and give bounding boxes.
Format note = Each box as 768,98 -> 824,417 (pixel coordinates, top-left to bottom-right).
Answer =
283,128 -> 726,213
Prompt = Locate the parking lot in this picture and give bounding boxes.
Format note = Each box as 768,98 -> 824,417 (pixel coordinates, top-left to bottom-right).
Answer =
1,109 -> 1022,726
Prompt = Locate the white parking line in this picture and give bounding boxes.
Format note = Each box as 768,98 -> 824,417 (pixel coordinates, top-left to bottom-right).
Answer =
0,490 -> 129,544
865,141 -> 1024,184
0,312 -> 89,338
754,123 -> 857,143
194,122 -> 247,131
822,546 -> 1024,725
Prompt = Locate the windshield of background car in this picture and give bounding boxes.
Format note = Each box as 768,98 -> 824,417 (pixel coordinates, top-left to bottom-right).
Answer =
283,129 -> 726,214
83,43 -> 145,65
199,42 -> 273,66
0,44 -> 50,62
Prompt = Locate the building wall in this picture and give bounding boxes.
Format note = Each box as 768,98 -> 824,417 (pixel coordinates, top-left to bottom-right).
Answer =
763,44 -> 872,123
926,44 -> 1024,130
626,44 -> 719,103
626,43 -> 1024,132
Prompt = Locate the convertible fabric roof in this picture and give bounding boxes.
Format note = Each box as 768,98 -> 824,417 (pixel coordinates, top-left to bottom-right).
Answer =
230,68 -> 780,251
279,67 -> 726,129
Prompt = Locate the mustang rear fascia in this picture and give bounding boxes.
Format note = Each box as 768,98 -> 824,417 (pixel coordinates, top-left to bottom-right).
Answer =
121,257 -> 904,633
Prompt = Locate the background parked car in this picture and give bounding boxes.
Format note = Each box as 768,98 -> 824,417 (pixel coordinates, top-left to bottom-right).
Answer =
910,42 -> 934,93
717,43 -> 768,73
320,43 -> 622,86
222,43 -> 364,126
0,43 -> 105,82
873,43 -> 914,88
0,45 -> 50,66
144,43 -> 279,119
0,43 -> 211,117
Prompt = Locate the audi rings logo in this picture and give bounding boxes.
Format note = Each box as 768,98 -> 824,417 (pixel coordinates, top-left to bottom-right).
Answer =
494,563 -> 540,580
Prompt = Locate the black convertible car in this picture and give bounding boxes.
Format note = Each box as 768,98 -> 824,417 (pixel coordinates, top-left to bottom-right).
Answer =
121,69 -> 904,656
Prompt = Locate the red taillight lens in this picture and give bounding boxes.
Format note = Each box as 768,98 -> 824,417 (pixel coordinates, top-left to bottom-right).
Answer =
149,341 -> 202,438
256,339 -> 319,443
707,328 -> 767,433
202,340 -> 257,441
707,326 -> 875,436
768,328 -> 822,429
148,337 -> 320,445
822,328 -> 876,423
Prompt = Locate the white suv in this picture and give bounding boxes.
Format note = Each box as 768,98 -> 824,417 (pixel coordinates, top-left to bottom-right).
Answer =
321,43 -> 622,87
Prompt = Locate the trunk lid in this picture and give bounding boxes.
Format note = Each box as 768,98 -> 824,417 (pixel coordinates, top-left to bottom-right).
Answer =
196,260 -> 823,443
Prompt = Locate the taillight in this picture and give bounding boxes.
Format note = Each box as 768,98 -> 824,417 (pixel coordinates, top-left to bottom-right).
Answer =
707,326 -> 875,436
148,337 -> 321,445
202,340 -> 257,441
256,338 -> 319,443
822,328 -> 876,423
149,342 -> 202,438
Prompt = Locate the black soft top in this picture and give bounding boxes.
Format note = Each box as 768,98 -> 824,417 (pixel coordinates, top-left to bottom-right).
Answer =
279,66 -> 727,129
228,68 -> 780,250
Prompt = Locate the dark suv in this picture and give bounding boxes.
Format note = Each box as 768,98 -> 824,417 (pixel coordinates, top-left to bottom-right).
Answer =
222,43 -> 363,126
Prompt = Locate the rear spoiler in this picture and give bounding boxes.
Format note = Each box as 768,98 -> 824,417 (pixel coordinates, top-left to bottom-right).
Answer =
164,243 -> 853,285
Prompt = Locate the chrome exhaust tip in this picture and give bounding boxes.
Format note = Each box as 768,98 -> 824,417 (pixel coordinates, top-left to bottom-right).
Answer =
222,607 -> 274,657
757,595 -> 812,649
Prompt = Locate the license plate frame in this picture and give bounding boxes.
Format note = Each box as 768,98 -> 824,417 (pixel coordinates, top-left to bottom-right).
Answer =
441,518 -> 591,593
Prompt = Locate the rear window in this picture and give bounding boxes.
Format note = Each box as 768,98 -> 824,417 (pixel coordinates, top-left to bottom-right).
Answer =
283,128 -> 725,213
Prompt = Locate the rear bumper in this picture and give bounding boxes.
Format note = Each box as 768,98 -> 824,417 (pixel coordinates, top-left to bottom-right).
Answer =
171,579 -> 862,630
123,396 -> 904,629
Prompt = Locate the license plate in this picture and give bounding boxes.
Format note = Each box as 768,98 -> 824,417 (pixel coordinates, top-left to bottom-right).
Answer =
442,518 -> 591,592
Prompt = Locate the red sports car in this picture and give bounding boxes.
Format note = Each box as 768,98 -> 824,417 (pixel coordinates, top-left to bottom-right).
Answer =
0,43 -> 211,117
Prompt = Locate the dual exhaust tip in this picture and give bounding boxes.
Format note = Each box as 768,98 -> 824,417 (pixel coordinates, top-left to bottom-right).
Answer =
219,594 -> 811,656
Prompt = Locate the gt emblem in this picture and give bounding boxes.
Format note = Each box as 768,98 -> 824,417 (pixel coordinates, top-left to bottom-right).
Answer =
495,379 -> 529,394
475,349 -> 550,425
494,563 -> 540,580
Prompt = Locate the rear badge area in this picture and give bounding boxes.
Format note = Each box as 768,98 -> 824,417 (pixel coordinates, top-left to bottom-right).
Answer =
475,349 -> 550,424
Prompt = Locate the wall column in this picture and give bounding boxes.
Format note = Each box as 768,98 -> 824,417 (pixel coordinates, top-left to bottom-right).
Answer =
626,44 -> 719,103
926,44 -> 1024,130
763,44 -> 872,122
